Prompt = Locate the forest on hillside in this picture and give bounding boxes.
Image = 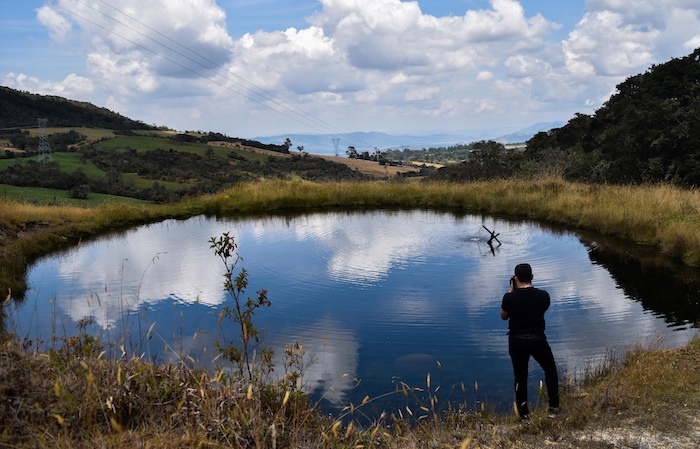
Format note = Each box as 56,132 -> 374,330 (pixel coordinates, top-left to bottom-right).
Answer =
0,128 -> 367,202
0,87 -> 155,131
427,48 -> 700,187
382,144 -> 474,165
0,84 -> 373,202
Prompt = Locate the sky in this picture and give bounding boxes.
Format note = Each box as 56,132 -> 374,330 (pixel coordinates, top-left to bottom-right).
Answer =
2,0 -> 700,142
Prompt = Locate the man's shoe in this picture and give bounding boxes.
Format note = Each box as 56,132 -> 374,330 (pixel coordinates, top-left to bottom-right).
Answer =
548,406 -> 561,419
519,413 -> 530,422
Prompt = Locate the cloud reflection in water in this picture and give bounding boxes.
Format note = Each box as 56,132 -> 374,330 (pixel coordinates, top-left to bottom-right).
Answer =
21,211 -> 699,414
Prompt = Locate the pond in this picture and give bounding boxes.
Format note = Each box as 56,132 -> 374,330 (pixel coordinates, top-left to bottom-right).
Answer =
11,210 -> 700,419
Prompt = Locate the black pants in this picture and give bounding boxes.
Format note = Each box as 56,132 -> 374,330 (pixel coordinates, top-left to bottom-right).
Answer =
508,333 -> 559,416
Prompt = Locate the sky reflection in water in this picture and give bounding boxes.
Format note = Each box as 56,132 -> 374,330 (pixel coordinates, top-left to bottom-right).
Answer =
18,211 -> 699,416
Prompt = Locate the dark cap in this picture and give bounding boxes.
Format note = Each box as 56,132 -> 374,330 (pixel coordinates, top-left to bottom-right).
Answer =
514,263 -> 533,282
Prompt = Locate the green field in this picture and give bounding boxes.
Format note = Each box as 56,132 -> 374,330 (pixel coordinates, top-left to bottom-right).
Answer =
95,135 -> 224,156
95,134 -> 267,161
0,183 -> 149,206
47,152 -> 106,178
0,152 -> 188,193
3,128 -> 269,163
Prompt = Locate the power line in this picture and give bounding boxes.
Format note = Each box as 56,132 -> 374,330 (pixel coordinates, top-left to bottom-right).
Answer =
56,0 -> 375,151
91,0 -> 357,144
57,2 -> 322,132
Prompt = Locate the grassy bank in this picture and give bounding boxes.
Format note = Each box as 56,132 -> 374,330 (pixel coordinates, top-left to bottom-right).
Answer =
1,177 -> 700,447
3,177 -> 700,298
192,179 -> 700,265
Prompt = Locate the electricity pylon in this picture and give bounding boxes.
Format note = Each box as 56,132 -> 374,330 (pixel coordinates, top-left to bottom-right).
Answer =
332,138 -> 340,157
37,118 -> 52,162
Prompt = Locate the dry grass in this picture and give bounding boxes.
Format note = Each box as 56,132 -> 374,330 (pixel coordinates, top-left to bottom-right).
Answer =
193,178 -> 700,265
1,334 -> 698,448
0,336 -> 327,448
557,338 -> 700,448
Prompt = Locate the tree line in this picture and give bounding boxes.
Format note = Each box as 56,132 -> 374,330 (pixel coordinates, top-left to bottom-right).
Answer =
525,48 -> 700,187
416,48 -> 700,187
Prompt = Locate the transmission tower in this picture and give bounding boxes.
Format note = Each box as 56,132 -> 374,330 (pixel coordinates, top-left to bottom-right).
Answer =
37,118 -> 52,162
332,138 -> 340,157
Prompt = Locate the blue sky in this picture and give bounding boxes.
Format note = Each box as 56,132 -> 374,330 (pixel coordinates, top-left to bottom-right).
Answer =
2,0 -> 699,141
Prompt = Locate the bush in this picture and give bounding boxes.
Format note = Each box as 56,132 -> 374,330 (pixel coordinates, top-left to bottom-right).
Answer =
68,184 -> 91,200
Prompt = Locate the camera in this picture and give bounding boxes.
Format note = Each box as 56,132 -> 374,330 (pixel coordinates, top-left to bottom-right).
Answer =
510,276 -> 518,289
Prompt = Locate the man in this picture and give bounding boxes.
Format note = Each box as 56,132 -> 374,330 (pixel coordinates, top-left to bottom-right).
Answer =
500,263 -> 560,420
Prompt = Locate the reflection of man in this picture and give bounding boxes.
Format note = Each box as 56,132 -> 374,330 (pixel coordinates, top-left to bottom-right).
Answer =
500,263 -> 560,420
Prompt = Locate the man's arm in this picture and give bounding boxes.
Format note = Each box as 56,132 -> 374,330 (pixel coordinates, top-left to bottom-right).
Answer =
500,308 -> 509,320
501,294 -> 510,320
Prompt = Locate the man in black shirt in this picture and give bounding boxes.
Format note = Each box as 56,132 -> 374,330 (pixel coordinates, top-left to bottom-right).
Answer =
500,263 -> 560,420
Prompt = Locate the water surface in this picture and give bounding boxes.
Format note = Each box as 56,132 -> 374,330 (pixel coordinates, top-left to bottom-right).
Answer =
15,210 -> 699,417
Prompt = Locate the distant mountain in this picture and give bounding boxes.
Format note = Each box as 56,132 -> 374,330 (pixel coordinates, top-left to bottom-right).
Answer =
256,122 -> 565,156
0,86 -> 155,130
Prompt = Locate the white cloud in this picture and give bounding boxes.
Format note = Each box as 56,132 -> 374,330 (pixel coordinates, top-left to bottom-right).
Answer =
36,5 -> 73,42
685,35 -> 700,51
563,10 -> 657,77
4,72 -> 94,98
562,0 -> 700,77
505,55 -> 551,78
16,0 -> 700,136
270,318 -> 359,405
476,71 -> 495,81
36,0 -> 235,103
404,86 -> 439,101
87,50 -> 158,93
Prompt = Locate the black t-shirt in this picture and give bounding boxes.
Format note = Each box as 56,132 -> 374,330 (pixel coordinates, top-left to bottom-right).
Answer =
501,286 -> 550,335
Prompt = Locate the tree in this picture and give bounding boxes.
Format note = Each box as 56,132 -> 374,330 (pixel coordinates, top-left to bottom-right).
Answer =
428,140 -> 520,182
346,146 -> 358,158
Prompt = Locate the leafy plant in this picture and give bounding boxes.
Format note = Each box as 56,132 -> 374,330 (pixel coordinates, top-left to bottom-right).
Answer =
210,232 -> 273,382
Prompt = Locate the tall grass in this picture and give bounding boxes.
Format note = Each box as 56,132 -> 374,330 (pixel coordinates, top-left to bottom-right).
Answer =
2,310 -> 697,447
194,178 -> 700,265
